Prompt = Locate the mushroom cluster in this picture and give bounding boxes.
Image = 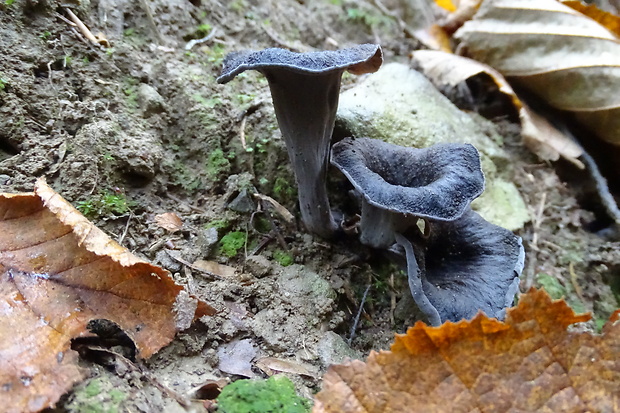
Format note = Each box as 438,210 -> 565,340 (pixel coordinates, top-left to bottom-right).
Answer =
218,45 -> 524,325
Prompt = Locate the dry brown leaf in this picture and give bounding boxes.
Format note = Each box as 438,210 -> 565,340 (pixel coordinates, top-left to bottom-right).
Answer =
455,0 -> 620,145
255,357 -> 317,378
0,179 -> 214,413
314,288 -> 620,412
412,50 -> 584,166
562,0 -> 620,38
154,212 -> 183,232
192,260 -> 237,277
439,0 -> 483,34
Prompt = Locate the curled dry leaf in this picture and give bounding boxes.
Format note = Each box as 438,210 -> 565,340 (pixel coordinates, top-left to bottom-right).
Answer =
0,179 -> 214,413
154,212 -> 183,232
412,50 -> 584,167
255,357 -> 317,379
562,0 -> 620,38
455,0 -> 620,146
314,288 -> 620,413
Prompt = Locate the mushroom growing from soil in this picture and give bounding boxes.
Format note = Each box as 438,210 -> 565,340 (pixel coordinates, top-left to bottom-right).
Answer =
330,137 -> 485,248
217,45 -> 383,238
395,209 -> 525,325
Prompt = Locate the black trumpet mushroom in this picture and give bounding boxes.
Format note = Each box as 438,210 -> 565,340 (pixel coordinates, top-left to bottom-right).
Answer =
330,137 -> 485,248
331,136 -> 523,325
217,45 -> 383,238
395,210 -> 525,326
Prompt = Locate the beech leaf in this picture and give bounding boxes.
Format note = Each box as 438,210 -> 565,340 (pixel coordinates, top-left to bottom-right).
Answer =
455,0 -> 620,145
0,179 -> 214,413
314,288 -> 620,412
412,50 -> 583,166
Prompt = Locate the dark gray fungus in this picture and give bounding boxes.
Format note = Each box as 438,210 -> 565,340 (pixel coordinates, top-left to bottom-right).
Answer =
330,137 -> 485,248
395,209 -> 525,326
218,45 -> 382,238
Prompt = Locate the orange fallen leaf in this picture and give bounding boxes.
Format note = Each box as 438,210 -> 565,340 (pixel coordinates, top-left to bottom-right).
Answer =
314,289 -> 620,412
154,212 -> 183,232
0,178 -> 214,413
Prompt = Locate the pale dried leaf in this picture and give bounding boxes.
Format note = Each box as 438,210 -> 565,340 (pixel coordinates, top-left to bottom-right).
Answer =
412,50 -> 583,165
192,260 -> 237,277
255,357 -> 317,378
154,212 -> 183,232
455,0 -> 620,145
562,0 -> 620,38
217,339 -> 257,378
253,193 -> 295,225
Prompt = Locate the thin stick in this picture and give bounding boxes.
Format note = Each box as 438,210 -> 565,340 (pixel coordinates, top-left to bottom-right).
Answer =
138,0 -> 164,44
239,115 -> 247,150
185,27 -> 218,50
118,213 -> 133,245
348,283 -> 371,346
65,8 -> 99,45
389,273 -> 396,326
165,249 -> 223,280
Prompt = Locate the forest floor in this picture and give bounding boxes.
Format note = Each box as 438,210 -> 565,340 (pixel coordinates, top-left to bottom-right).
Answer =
1,0 -> 619,411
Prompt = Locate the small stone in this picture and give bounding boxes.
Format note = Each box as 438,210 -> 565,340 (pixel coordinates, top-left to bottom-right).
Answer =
227,188 -> 256,213
138,84 -> 166,116
245,255 -> 272,278
316,332 -> 361,368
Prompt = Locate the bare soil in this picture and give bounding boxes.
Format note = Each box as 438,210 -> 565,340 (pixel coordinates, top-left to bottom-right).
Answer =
1,1 -> 619,411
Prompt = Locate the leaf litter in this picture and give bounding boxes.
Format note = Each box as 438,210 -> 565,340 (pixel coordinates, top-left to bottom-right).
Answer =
0,179 -> 213,412
314,288 -> 620,412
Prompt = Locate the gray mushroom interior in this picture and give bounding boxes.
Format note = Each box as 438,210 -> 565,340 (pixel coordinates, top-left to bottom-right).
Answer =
331,137 -> 485,221
406,209 -> 524,323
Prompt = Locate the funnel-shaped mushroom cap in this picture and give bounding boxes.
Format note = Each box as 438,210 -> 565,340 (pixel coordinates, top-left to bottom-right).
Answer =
217,45 -> 383,84
396,209 -> 525,325
217,45 -> 382,239
331,137 -> 485,221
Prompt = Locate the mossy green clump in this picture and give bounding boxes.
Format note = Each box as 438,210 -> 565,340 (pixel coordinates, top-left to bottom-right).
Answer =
76,191 -> 134,218
206,218 -> 231,232
67,377 -> 128,413
535,273 -> 586,315
218,231 -> 246,258
217,375 -> 311,413
206,148 -> 232,180
273,249 -> 294,267
273,176 -> 296,203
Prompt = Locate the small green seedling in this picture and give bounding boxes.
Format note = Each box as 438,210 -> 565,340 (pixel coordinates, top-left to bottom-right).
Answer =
76,191 -> 133,218
273,249 -> 293,267
217,375 -> 310,413
218,231 -> 246,258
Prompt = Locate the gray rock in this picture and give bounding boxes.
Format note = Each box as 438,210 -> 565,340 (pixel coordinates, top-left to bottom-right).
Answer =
138,84 -> 167,117
245,255 -> 272,278
336,63 -> 530,230
316,332 -> 362,368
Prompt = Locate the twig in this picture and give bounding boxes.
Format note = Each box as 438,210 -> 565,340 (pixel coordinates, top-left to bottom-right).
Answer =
348,283 -> 371,346
164,249 -> 223,280
64,8 -> 110,48
138,0 -> 164,44
568,262 -> 586,305
185,27 -> 218,50
117,213 -> 133,245
389,273 -> 395,326
166,193 -> 207,214
239,115 -> 247,150
524,192 -> 547,289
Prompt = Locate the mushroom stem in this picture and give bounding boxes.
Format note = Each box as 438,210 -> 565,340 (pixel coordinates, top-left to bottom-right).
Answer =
394,232 -> 442,326
266,69 -> 340,238
359,201 -> 413,248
